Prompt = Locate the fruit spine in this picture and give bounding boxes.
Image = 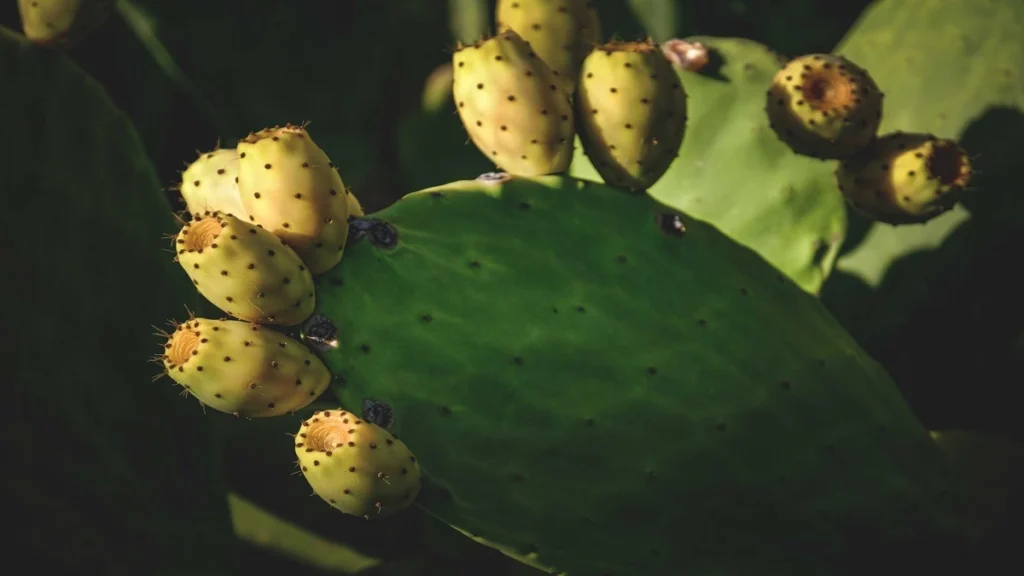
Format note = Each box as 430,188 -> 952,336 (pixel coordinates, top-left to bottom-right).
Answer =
174,211 -> 315,326
159,318 -> 331,417
295,409 -> 422,519
452,30 -> 575,177
766,53 -> 883,159
576,39 -> 689,191
236,124 -> 353,275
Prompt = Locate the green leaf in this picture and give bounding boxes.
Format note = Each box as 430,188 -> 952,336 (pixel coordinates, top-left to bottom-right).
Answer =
0,26 -> 233,572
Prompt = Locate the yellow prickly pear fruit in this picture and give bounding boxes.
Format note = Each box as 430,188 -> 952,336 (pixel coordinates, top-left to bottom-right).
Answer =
160,318 -> 331,417
835,132 -> 973,225
452,30 -> 575,177
17,0 -> 114,49
495,0 -> 602,94
236,124 -> 352,275
174,212 -> 315,326
576,39 -> 689,191
766,53 -> 883,160
178,148 -> 249,220
295,409 -> 422,519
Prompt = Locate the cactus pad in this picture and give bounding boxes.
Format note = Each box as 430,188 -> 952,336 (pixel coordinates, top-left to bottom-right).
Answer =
174,212 -> 315,326
161,318 -> 331,417
308,174 -> 965,575
575,39 -> 689,191
766,53 -> 883,160
295,409 -> 423,519
836,132 -> 972,225
452,30 -> 575,176
237,124 -> 352,275
571,37 -> 848,293
178,148 -> 248,219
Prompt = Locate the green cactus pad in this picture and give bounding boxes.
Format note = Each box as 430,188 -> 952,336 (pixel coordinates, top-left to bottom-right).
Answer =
0,26 -> 232,570
570,36 -> 847,294
308,174 -> 967,575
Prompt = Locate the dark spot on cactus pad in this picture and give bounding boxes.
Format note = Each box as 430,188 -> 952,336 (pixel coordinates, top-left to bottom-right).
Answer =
576,305 -> 585,313
360,344 -> 371,354
420,314 -> 432,322
512,356 -> 524,365
716,422 -> 727,432
646,367 -> 657,375
657,213 -> 686,236
468,261 -> 481,269
439,405 -> 452,417
301,313 -> 339,352
362,398 -> 396,430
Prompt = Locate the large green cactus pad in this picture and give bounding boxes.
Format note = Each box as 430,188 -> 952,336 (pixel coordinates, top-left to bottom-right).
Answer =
570,36 -> 847,295
310,175 -> 966,575
0,26 -> 232,571
820,0 -> 1024,432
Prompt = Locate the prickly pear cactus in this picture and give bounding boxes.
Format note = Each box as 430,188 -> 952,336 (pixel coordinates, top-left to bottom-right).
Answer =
237,124 -> 353,275
17,0 -> 114,49
575,39 -> 688,191
307,174 -> 968,575
495,0 -> 600,94
295,409 -> 423,519
452,30 -> 576,176
766,53 -> 883,160
177,148 -> 248,219
160,317 -> 331,417
174,212 -> 316,326
835,132 -> 972,225
571,37 -> 847,294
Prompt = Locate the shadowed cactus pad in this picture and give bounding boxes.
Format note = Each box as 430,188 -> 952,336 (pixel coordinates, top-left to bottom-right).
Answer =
576,39 -> 688,191
767,53 -> 883,159
295,409 -> 422,519
160,318 -> 331,417
307,174 -> 967,575
495,0 -> 601,95
452,30 -> 575,176
836,132 -> 973,225
174,212 -> 315,326
177,148 -> 248,219
237,124 -> 352,274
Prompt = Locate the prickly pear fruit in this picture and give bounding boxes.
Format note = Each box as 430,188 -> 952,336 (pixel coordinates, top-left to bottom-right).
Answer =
160,317 -> 331,417
17,0 -> 113,49
295,409 -> 422,519
174,211 -> 315,326
766,53 -> 882,160
178,148 -> 249,219
346,190 -> 364,218
835,132 -> 972,225
452,30 -> 575,177
495,0 -> 602,94
576,39 -> 688,191
236,124 -> 352,275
